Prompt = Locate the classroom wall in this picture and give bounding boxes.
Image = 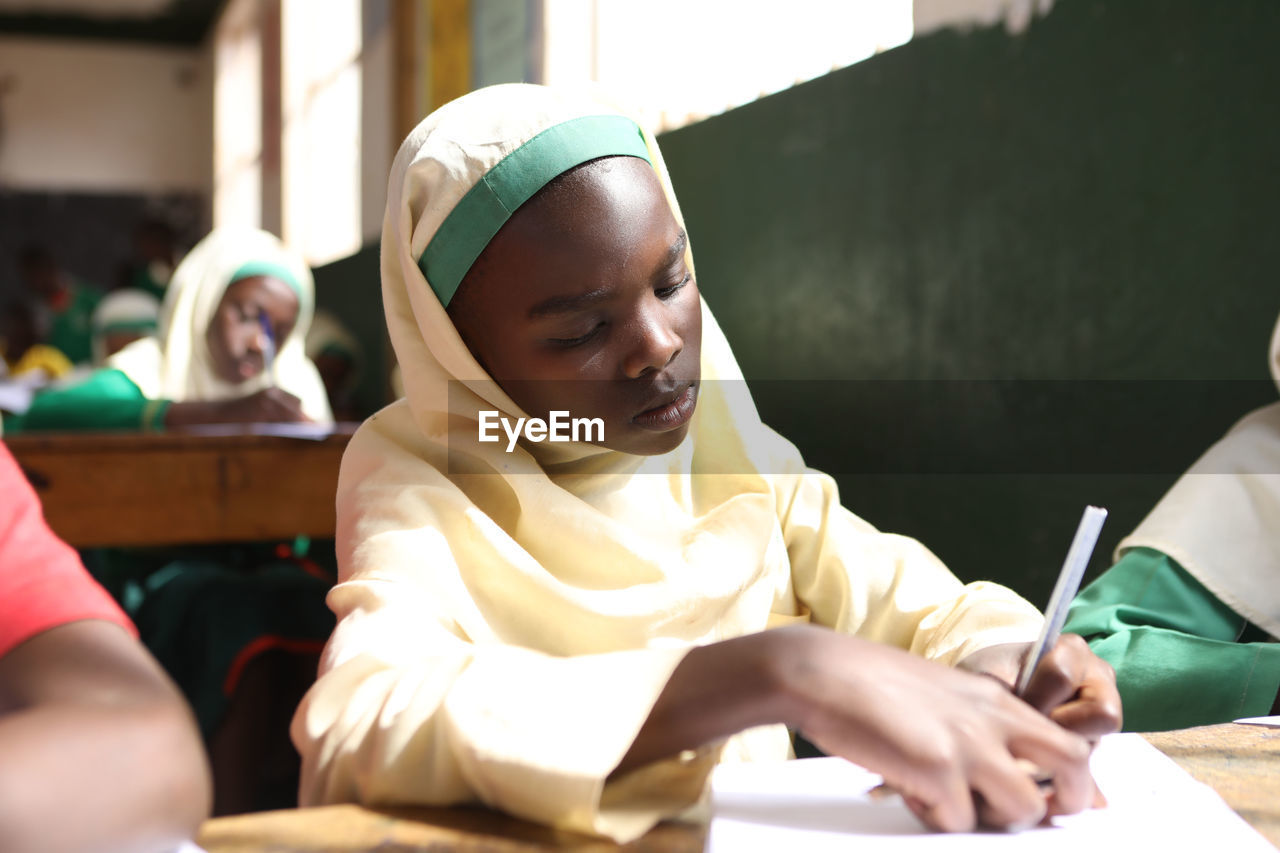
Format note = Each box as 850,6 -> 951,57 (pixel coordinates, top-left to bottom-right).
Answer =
0,36 -> 212,304
658,0 -> 1280,602
0,36 -> 212,194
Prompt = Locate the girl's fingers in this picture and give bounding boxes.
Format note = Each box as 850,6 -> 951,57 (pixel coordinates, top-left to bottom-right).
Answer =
970,754 -> 1049,831
1050,692 -> 1123,741
909,773 -> 978,833
1020,635 -> 1090,713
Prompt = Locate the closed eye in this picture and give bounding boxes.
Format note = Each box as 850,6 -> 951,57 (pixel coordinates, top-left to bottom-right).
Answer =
547,322 -> 605,348
656,273 -> 692,300
235,303 -> 263,324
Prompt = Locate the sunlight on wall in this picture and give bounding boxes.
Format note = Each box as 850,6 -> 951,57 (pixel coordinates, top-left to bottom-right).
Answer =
213,0 -> 262,230
281,0 -> 362,266
541,0 -> 913,132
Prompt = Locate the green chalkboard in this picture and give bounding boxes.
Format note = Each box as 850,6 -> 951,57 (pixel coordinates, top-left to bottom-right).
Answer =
657,0 -> 1280,603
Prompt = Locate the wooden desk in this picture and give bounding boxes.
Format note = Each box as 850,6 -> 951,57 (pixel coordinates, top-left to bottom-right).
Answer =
7,427 -> 354,547
1144,722 -> 1280,847
196,723 -> 1280,852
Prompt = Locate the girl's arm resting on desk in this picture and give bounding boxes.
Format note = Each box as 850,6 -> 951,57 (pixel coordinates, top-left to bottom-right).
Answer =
163,387 -> 310,427
1063,547 -> 1280,730
19,367 -> 311,432
293,572 -> 716,844
0,620 -> 211,853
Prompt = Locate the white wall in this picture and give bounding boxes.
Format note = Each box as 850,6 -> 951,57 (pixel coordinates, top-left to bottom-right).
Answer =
0,36 -> 212,193
914,0 -> 1057,35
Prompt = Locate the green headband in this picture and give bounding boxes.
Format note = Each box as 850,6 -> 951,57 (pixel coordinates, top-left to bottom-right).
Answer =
229,260 -> 304,301
418,114 -> 652,307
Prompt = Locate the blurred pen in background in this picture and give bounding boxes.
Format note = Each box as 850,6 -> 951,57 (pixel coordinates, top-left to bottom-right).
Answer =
259,312 -> 276,383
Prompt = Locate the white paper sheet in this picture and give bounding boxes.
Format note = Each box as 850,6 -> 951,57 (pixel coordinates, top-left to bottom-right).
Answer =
179,422 -> 336,440
0,379 -> 35,415
708,733 -> 1273,852
1235,715 -> 1280,727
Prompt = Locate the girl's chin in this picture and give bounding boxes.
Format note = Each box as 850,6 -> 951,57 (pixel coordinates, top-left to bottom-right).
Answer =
218,365 -> 260,385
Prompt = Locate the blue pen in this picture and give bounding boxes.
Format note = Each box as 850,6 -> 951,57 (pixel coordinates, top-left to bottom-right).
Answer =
259,313 -> 276,381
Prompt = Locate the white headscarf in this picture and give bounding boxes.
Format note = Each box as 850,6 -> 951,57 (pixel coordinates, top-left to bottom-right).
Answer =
1116,319 -> 1280,639
108,227 -> 332,423
91,288 -> 160,365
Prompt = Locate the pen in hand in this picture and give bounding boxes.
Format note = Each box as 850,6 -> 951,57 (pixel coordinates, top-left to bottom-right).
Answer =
259,313 -> 276,384
867,506 -> 1108,812
1014,505 -> 1107,697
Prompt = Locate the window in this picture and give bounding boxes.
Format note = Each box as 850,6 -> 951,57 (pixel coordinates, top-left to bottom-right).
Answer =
280,0 -> 362,265
213,0 -> 263,230
539,1 -> 913,133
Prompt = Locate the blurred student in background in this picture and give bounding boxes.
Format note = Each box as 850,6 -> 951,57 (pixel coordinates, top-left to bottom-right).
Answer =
17,244 -> 99,367
17,227 -> 331,432
92,287 -> 161,364
117,217 -> 180,301
305,308 -> 363,420
1,300 -> 72,383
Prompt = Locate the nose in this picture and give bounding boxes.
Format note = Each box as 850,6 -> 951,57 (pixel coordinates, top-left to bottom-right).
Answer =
247,327 -> 268,354
621,303 -> 683,379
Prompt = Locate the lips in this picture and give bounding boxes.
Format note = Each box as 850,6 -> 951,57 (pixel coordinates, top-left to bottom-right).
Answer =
236,357 -> 263,379
631,383 -> 698,432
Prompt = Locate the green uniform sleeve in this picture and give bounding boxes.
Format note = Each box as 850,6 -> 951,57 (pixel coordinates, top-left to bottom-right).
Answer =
1064,547 -> 1280,731
19,368 -> 171,433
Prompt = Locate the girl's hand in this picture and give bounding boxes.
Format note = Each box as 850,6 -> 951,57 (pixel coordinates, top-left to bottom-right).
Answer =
958,635 -> 1123,741
165,388 -> 313,428
219,387 -> 312,424
1019,634 -> 1122,740
780,626 -> 1099,832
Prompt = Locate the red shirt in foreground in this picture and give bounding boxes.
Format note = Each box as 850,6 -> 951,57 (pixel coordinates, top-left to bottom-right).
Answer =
0,441 -> 135,658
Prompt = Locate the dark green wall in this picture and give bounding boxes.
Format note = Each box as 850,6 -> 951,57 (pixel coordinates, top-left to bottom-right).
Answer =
658,0 -> 1280,602
311,244 -> 389,419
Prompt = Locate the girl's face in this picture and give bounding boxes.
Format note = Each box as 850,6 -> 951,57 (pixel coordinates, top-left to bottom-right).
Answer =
449,156 -> 703,456
206,275 -> 299,384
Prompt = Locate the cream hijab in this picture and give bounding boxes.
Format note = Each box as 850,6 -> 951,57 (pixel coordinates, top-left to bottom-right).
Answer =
347,78 -> 817,577
1116,318 -> 1280,639
109,227 -> 332,423
369,82 -> 783,483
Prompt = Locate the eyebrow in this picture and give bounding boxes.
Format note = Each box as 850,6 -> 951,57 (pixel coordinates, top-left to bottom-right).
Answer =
526,231 -> 689,319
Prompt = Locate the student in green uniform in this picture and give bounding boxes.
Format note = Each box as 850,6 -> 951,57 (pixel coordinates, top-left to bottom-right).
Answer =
1064,317 -> 1280,731
117,217 -> 180,301
17,245 -> 100,366
91,287 -> 161,364
305,308 -> 363,420
18,227 -> 331,433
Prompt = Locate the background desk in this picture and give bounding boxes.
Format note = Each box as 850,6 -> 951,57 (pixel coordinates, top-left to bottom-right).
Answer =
7,427 -> 354,547
196,722 -> 1279,852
